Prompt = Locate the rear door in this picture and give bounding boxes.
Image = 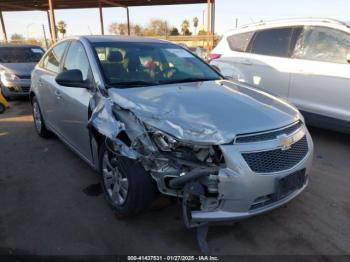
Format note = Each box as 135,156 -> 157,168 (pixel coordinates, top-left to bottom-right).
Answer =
289,26 -> 350,123
54,40 -> 95,162
239,27 -> 302,98
35,41 -> 69,129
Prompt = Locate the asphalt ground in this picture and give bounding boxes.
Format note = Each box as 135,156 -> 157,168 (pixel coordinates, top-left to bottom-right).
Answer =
0,99 -> 349,258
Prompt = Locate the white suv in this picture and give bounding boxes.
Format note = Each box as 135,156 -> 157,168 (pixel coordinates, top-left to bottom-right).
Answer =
210,18 -> 350,133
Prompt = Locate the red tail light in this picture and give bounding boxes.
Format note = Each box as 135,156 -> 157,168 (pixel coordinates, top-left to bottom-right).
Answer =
208,53 -> 221,63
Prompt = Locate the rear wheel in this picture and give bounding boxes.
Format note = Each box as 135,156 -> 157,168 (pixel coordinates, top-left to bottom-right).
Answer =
31,96 -> 51,138
99,143 -> 157,217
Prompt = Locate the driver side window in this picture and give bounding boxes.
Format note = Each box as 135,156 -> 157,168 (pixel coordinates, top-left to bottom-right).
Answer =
63,41 -> 93,83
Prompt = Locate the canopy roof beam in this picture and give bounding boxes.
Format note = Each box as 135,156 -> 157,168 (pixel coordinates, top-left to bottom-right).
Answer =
100,0 -> 127,8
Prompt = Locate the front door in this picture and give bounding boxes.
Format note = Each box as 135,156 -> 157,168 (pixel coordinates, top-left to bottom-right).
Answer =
55,41 -> 95,162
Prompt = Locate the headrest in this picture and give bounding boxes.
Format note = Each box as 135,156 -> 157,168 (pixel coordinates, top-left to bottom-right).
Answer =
107,51 -> 123,62
124,52 -> 141,71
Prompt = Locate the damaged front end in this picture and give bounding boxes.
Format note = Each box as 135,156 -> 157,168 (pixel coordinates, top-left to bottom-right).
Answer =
87,85 -> 313,234
86,83 -> 313,254
87,91 -> 227,228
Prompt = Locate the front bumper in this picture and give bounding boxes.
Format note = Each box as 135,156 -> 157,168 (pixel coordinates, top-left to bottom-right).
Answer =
0,79 -> 31,97
190,126 -> 313,223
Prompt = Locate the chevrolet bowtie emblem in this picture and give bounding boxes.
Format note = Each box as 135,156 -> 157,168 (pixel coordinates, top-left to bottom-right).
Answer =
278,134 -> 294,150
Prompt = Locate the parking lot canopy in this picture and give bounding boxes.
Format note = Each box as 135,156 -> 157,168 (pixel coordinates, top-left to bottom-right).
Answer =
0,0 -> 207,10
0,0 -> 214,43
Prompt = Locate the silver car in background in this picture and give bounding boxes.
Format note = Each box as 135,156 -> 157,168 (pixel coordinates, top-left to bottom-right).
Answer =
30,36 -> 313,226
0,44 -> 44,99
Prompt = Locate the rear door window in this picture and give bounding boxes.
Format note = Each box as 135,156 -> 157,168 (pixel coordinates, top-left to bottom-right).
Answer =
227,31 -> 254,52
42,41 -> 68,73
248,27 -> 293,57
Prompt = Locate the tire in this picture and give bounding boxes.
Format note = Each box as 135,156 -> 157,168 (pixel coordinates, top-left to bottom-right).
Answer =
31,96 -> 51,138
0,103 -> 5,114
99,143 -> 157,217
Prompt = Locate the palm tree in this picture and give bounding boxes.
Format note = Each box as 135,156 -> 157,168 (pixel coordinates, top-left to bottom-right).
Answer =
193,17 -> 199,35
181,20 -> 190,36
57,20 -> 67,38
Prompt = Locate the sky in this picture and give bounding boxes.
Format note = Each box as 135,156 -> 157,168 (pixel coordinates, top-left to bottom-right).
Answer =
1,0 -> 350,40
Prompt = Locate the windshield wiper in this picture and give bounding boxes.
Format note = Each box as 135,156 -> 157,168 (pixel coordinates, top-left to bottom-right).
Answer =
159,77 -> 220,85
107,80 -> 160,88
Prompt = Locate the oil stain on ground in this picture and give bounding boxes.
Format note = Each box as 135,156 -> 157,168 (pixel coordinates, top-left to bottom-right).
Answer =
83,183 -> 102,196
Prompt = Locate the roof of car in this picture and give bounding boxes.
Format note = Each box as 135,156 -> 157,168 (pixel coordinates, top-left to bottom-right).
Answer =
225,17 -> 350,35
80,35 -> 171,44
0,44 -> 43,48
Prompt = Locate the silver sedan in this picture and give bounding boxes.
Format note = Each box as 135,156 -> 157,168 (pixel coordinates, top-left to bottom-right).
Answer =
30,36 -> 313,225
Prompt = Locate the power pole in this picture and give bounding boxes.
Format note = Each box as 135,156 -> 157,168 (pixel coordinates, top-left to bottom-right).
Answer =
42,24 -> 48,48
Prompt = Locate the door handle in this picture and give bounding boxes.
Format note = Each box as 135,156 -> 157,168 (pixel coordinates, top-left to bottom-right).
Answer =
241,59 -> 252,65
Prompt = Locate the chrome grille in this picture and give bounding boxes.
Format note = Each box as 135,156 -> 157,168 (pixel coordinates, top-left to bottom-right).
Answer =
242,136 -> 308,173
236,121 -> 303,143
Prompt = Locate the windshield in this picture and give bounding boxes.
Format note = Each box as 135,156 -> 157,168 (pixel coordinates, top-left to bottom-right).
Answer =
0,47 -> 44,63
92,42 -> 221,87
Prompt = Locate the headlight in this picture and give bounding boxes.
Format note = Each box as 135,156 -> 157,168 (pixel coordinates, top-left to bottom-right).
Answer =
152,130 -> 178,152
1,71 -> 20,82
148,127 -> 224,164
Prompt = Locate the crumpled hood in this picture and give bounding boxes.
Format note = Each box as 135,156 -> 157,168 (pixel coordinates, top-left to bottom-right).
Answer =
108,80 -> 300,144
0,63 -> 36,77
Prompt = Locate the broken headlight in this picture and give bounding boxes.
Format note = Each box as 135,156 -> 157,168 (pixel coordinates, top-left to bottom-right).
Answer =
150,129 -> 223,165
152,130 -> 178,151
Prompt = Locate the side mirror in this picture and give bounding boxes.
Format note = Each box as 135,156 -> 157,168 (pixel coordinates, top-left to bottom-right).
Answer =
346,54 -> 350,64
55,69 -> 87,88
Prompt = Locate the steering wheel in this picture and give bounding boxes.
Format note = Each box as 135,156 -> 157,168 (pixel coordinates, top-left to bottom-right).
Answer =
161,67 -> 179,80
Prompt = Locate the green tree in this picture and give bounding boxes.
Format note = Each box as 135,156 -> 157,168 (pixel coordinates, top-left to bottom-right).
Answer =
57,20 -> 67,38
180,20 -> 192,36
192,17 -> 199,35
169,27 -> 180,36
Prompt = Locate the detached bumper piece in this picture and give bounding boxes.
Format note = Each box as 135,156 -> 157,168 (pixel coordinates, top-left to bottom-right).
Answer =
182,181 -> 210,254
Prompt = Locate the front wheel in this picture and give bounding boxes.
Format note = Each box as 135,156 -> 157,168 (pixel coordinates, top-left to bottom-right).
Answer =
99,143 -> 157,217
